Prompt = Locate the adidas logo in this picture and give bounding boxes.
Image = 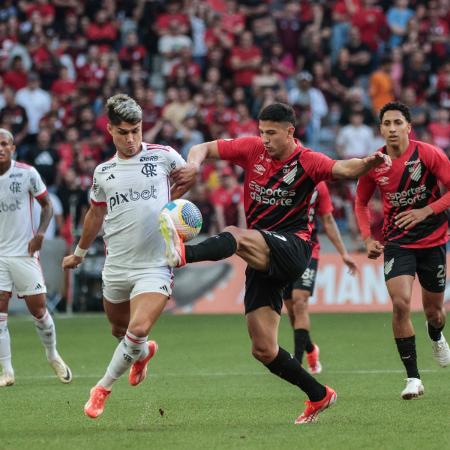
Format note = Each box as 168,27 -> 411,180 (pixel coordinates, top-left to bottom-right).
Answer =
106,174 -> 115,181
384,258 -> 394,275
35,283 -> 42,290
160,285 -> 169,293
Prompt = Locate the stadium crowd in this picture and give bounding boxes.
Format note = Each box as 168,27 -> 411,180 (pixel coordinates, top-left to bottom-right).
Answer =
0,0 -> 449,248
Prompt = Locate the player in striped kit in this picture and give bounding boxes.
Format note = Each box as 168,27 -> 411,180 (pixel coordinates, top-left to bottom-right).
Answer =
160,102 -> 390,424
283,181 -> 357,374
355,102 -> 450,400
63,94 -> 196,418
0,128 -> 72,387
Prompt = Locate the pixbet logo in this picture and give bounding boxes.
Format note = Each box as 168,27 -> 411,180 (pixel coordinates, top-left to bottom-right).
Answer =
108,187 -> 157,211
0,200 -> 21,212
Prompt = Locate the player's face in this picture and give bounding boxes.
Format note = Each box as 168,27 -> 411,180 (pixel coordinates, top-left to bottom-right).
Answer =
0,133 -> 15,165
380,110 -> 411,149
107,121 -> 143,159
259,120 -> 295,160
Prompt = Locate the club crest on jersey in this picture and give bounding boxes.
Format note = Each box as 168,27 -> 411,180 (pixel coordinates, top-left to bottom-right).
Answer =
409,163 -> 422,182
9,181 -> 21,193
283,166 -> 297,184
253,164 -> 265,175
141,163 -> 157,177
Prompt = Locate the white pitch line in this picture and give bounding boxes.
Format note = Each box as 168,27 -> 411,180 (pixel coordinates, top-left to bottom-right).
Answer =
11,368 -> 441,380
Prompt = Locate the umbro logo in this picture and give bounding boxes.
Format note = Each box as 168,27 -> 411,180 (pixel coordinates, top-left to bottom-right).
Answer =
384,258 -> 394,275
106,174 -> 115,181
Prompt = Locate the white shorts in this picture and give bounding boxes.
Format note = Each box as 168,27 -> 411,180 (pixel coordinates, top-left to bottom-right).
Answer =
102,266 -> 173,304
0,256 -> 47,296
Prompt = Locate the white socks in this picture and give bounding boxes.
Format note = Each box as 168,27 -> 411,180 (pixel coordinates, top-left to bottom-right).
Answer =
97,331 -> 148,390
0,313 -> 13,375
33,310 -> 58,361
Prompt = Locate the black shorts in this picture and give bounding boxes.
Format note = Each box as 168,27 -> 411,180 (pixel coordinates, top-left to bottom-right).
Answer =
383,243 -> 447,293
244,231 -> 311,315
283,257 -> 319,299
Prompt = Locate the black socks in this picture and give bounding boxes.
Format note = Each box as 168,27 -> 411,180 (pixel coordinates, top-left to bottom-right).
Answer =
427,322 -> 443,341
395,336 -> 420,379
265,347 -> 326,401
185,232 -> 237,263
294,329 -> 314,363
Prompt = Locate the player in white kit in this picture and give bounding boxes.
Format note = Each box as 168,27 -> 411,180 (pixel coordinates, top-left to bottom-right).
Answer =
63,94 -> 196,418
0,128 -> 72,387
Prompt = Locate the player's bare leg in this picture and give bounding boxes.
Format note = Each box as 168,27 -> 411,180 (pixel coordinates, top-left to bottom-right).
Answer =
0,292 -> 14,386
247,306 -> 335,423
387,276 -> 423,399
103,298 -> 129,341
25,293 -> 72,383
85,293 -> 166,418
422,288 -> 450,367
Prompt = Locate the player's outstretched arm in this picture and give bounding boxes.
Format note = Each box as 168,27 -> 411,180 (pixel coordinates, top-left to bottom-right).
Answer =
321,212 -> 357,275
332,152 -> 392,179
62,204 -> 106,270
187,141 -> 221,169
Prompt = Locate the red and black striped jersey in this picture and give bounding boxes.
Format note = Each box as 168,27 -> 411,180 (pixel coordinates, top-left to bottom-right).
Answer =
309,182 -> 334,259
217,137 -> 335,240
355,140 -> 450,248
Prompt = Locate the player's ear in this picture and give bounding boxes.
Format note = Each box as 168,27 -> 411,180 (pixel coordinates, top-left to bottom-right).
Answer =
106,123 -> 113,136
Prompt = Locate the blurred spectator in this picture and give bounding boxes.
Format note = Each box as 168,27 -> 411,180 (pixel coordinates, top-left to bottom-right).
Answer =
386,0 -> 415,49
0,86 -> 28,153
369,56 -> 395,113
336,111 -> 374,159
229,31 -> 262,93
288,71 -> 328,148
15,71 -> 51,138
210,166 -> 246,230
24,128 -> 59,188
3,55 -> 28,91
227,103 -> 258,138
428,108 -> 450,152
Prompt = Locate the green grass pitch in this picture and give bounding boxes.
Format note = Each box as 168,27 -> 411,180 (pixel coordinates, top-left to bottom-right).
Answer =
2,312 -> 450,450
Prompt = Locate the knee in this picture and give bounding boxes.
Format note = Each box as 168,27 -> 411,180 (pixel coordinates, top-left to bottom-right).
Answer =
425,307 -> 445,328
251,343 -> 277,364
392,296 -> 410,318
292,293 -> 309,313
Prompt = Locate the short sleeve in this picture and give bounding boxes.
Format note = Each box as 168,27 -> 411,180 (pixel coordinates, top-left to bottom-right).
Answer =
90,169 -> 106,206
316,182 -> 333,216
300,149 -> 336,184
217,137 -> 262,168
421,143 -> 450,190
166,146 -> 186,172
29,167 -> 47,199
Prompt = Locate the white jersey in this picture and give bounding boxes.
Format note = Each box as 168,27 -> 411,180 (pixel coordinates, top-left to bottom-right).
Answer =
0,160 -> 47,256
90,142 -> 186,269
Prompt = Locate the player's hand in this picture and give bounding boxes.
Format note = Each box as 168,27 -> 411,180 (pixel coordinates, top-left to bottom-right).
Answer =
170,163 -> 198,194
395,207 -> 433,230
342,253 -> 358,275
365,237 -> 384,260
62,254 -> 84,270
28,233 -> 44,256
365,151 -> 392,169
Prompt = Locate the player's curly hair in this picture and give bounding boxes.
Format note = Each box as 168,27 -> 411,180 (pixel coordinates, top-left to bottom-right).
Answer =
258,103 -> 297,126
106,94 -> 142,125
379,102 -> 412,123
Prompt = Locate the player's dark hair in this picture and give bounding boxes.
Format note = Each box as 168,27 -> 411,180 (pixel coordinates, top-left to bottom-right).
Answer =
106,93 -> 142,125
258,103 -> 297,126
379,102 -> 412,123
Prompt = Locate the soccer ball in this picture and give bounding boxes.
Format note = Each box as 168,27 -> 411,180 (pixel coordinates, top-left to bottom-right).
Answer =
160,199 -> 203,242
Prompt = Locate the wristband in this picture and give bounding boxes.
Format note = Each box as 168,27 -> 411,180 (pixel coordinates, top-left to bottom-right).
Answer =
74,245 -> 88,258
